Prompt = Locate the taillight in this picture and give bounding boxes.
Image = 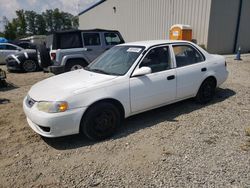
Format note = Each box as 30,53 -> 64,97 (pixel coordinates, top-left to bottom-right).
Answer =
51,53 -> 56,60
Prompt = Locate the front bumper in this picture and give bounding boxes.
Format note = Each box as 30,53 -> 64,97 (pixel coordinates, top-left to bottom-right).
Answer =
6,60 -> 22,71
6,56 -> 22,71
23,96 -> 87,137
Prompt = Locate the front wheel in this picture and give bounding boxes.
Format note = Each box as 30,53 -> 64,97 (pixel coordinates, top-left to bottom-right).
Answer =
196,78 -> 216,104
81,102 -> 121,140
22,60 -> 38,72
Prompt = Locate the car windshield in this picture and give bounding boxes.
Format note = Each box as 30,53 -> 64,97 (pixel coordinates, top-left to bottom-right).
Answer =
85,45 -> 145,75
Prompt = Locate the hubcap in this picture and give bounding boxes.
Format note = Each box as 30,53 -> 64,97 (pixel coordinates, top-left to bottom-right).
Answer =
94,111 -> 115,132
70,64 -> 83,71
23,60 -> 36,72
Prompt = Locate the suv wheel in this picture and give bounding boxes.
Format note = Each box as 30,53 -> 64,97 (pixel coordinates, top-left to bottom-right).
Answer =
70,64 -> 84,71
65,60 -> 88,72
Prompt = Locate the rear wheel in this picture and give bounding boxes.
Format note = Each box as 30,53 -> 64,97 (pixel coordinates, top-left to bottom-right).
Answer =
196,78 -> 216,104
81,102 -> 121,140
65,60 -> 88,72
22,60 -> 38,72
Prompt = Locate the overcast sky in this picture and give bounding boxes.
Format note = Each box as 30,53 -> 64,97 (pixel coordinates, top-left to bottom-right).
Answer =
0,0 -> 99,31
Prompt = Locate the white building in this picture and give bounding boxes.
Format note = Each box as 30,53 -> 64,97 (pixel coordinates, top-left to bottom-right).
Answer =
79,0 -> 250,54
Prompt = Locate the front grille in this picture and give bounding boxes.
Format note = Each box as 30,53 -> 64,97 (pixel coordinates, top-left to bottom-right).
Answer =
26,96 -> 36,108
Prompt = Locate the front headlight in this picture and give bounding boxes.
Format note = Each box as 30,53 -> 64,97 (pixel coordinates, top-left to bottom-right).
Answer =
37,101 -> 68,113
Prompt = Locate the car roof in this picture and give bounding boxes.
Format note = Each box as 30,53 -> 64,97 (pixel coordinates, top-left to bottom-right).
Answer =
48,29 -> 120,35
119,40 -> 194,48
0,43 -> 23,48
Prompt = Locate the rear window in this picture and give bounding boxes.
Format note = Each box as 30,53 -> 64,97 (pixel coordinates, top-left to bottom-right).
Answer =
104,32 -> 122,45
49,32 -> 83,49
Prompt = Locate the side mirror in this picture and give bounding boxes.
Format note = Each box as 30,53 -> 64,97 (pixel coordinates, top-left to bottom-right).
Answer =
132,66 -> 152,77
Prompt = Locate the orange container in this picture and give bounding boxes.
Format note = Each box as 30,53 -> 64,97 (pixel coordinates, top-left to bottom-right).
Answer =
170,24 -> 192,41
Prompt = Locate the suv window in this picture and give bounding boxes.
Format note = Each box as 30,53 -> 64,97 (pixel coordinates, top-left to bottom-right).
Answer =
0,45 -> 6,49
173,45 -> 204,67
104,33 -> 122,45
57,32 -> 83,49
140,46 -> 171,73
83,33 -> 101,46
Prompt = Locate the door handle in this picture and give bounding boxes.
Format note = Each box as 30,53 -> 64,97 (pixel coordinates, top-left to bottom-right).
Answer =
167,75 -> 175,80
201,68 -> 207,72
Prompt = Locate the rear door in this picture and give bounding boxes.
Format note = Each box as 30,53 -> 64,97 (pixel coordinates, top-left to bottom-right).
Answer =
82,32 -> 105,62
172,44 -> 206,99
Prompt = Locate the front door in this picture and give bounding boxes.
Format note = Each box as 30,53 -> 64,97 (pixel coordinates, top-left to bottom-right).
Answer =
130,46 -> 176,113
82,32 -> 105,62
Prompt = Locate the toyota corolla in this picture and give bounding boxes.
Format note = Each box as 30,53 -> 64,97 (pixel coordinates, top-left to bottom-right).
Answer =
23,40 -> 228,140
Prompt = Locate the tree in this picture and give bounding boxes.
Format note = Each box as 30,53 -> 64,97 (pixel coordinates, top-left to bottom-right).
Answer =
15,10 -> 27,37
43,10 -> 54,32
3,17 -> 17,40
25,11 -> 37,35
72,16 -> 79,29
3,9 -> 79,40
35,14 -> 46,35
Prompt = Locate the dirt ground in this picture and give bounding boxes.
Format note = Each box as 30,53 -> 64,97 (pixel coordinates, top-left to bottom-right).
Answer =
0,55 -> 250,188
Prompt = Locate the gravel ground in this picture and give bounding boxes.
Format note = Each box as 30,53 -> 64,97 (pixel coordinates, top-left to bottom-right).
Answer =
0,55 -> 250,188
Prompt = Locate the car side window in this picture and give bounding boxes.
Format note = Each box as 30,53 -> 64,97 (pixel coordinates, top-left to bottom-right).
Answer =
6,45 -> 18,50
140,46 -> 171,73
83,33 -> 101,46
0,45 -> 6,50
104,33 -> 122,45
173,45 -> 204,67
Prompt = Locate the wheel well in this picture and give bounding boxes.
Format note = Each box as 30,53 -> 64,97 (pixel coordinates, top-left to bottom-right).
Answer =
66,58 -> 88,67
196,76 -> 217,96
204,76 -> 217,87
85,99 -> 125,120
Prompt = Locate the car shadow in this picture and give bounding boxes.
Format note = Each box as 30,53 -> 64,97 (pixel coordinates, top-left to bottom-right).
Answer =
0,98 -> 10,104
0,81 -> 19,92
43,88 -> 236,150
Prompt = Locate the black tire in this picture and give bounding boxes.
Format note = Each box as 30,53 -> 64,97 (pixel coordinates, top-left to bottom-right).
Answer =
81,102 -> 121,140
36,44 -> 52,68
22,60 -> 38,72
65,60 -> 88,72
196,78 -> 216,104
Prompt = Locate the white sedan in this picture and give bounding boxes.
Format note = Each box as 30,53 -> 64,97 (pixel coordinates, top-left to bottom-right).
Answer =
23,40 -> 228,140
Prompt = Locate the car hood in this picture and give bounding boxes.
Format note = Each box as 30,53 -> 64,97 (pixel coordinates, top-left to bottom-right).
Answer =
28,69 -> 117,101
11,49 -> 36,58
